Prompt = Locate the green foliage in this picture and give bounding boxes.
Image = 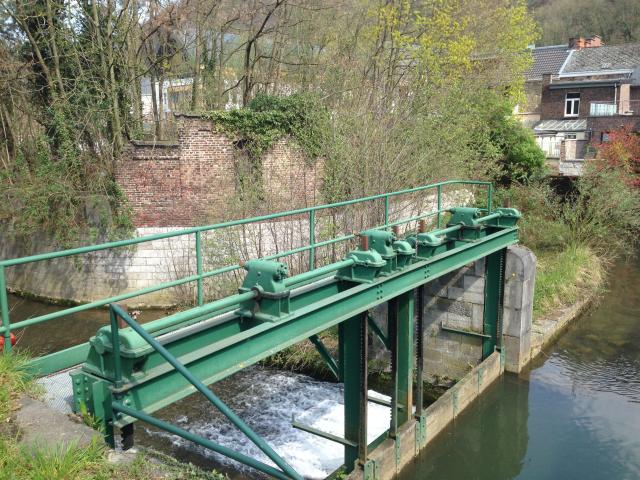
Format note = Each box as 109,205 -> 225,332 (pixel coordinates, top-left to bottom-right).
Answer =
206,93 -> 331,160
531,0 -> 640,45
486,99 -> 547,185
1,131 -> 133,246
562,163 -> 640,255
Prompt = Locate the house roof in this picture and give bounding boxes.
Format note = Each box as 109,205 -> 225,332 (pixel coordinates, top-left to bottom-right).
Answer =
525,45 -> 570,80
562,43 -> 640,75
534,119 -> 587,132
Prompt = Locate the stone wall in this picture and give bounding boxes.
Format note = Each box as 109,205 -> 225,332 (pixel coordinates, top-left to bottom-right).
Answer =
422,259 -> 486,380
116,114 -> 323,228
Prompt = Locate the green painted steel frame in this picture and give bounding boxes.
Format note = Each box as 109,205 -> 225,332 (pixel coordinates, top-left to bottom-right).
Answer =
68,223 -> 517,480
82,227 -> 517,423
0,180 -> 494,363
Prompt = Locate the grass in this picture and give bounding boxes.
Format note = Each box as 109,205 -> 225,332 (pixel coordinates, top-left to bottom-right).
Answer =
0,351 -> 41,424
0,352 -> 224,480
532,243 -> 604,320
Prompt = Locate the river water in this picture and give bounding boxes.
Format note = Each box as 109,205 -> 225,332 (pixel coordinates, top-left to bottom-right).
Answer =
7,255 -> 640,479
402,255 -> 640,480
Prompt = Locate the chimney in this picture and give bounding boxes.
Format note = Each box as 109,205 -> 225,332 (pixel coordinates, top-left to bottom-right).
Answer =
585,35 -> 602,48
569,37 -> 585,49
569,35 -> 603,49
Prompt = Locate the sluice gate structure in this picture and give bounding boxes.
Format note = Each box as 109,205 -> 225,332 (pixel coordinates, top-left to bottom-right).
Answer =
0,181 -> 521,479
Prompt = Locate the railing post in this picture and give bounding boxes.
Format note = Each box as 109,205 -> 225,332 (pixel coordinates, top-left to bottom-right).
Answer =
384,195 -> 390,227
0,266 -> 12,353
437,184 -> 443,228
109,307 -> 123,389
308,210 -> 316,270
488,183 -> 494,214
195,231 -> 204,306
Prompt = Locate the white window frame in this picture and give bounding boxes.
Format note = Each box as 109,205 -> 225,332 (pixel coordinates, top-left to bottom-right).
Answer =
565,92 -> 580,117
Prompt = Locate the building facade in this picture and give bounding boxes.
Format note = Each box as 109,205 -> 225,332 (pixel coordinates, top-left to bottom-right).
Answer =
520,37 -> 640,176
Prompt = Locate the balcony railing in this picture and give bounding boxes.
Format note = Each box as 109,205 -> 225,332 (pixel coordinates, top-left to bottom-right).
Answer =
589,100 -> 640,117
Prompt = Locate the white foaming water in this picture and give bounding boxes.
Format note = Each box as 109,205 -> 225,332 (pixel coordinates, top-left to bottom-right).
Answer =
147,367 -> 391,478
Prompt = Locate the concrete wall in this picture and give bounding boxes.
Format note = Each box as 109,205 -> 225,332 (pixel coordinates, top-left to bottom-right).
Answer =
422,259 -> 486,380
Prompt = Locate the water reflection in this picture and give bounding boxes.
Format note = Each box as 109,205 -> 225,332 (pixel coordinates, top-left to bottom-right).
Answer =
405,255 -> 640,480
7,293 -> 166,355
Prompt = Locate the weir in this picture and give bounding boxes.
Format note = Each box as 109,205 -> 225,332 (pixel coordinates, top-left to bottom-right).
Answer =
0,181 -> 522,479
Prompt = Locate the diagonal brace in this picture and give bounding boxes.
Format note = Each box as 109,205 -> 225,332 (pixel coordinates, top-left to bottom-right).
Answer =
309,334 -> 340,380
110,304 -> 302,480
367,314 -> 390,350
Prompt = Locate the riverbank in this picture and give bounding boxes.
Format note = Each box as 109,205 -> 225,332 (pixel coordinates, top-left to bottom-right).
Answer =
529,244 -> 605,360
0,353 -> 224,480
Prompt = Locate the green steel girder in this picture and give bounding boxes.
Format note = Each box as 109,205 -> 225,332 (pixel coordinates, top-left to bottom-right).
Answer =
72,225 -> 518,428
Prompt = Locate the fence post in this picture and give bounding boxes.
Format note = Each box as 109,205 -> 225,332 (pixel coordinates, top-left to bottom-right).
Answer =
195,232 -> 203,306
488,183 -> 494,214
384,195 -> 390,227
437,184 -> 443,228
0,266 -> 11,353
109,307 -> 123,388
308,210 -> 316,270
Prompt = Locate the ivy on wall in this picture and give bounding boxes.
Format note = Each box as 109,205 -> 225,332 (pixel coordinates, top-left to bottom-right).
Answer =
206,93 -> 331,160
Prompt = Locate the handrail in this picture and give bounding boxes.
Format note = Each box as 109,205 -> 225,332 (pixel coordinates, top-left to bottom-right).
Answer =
1,180 -> 493,352
109,304 -> 302,480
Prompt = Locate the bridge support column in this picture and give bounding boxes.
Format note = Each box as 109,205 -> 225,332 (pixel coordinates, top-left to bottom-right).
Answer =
344,312 -> 368,471
389,291 -> 414,436
483,248 -> 506,359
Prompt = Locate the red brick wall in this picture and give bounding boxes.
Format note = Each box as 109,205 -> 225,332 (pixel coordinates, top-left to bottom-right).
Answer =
541,84 -> 640,120
116,115 -> 323,227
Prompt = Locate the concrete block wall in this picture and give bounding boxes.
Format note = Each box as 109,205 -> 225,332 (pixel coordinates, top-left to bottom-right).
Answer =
367,245 -> 537,380
422,259 -> 486,380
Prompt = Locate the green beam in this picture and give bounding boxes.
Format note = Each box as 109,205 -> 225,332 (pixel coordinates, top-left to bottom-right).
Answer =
396,291 -> 414,426
343,313 -> 368,471
482,248 -> 506,359
309,334 -> 340,380
28,342 -> 90,376
80,228 -> 518,427
367,314 -> 390,350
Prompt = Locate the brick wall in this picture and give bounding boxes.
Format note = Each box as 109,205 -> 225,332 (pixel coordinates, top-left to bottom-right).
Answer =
117,114 -> 323,228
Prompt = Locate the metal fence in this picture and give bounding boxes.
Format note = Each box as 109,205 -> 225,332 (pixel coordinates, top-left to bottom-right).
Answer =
0,180 -> 493,362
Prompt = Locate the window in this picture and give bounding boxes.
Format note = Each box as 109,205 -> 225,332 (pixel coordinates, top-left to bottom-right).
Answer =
565,93 -> 580,117
565,134 -> 577,139
601,132 -> 610,142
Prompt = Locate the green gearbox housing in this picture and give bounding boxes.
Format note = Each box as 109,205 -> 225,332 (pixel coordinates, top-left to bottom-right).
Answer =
238,260 -> 290,322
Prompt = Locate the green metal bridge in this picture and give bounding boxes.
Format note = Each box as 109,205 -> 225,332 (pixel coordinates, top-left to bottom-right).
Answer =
0,180 -> 520,479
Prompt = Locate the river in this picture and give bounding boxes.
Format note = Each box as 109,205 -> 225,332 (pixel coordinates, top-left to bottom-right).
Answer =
402,254 -> 640,480
8,255 -> 640,479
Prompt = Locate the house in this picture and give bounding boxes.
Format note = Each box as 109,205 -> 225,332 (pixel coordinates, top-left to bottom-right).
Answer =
516,44 -> 571,128
521,36 -> 640,176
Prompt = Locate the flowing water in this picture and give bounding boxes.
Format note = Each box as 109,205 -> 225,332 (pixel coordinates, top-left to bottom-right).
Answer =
7,254 -> 640,479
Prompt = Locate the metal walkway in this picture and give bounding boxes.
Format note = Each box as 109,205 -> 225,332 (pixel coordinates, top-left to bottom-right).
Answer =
1,181 -> 520,479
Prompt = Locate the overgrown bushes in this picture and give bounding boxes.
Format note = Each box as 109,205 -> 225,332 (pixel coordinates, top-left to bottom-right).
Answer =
497,159 -> 640,317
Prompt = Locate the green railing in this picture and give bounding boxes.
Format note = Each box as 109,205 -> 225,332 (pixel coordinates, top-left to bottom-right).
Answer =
0,180 -> 493,356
